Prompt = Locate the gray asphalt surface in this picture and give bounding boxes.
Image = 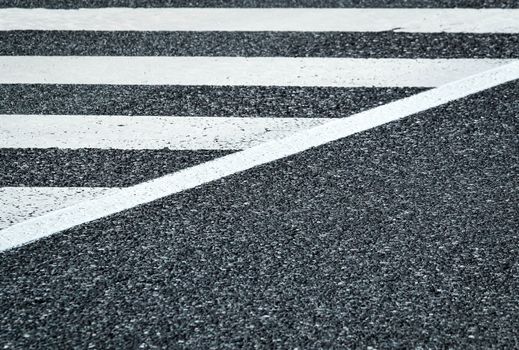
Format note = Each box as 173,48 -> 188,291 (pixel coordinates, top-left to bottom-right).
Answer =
1,79 -> 517,349
0,85 -> 423,118
0,149 -> 231,187
3,32 -> 518,58
1,0 -> 518,8
1,0 -> 518,348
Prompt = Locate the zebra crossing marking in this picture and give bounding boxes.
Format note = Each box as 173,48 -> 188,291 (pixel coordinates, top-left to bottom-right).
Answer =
1,5 -> 516,246
0,115 -> 329,150
0,57 -> 513,87
1,8 -> 518,33
1,61 -> 517,252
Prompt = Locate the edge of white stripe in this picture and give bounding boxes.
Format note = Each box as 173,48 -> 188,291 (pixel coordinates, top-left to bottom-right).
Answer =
1,61 -> 518,252
1,8 -> 518,33
0,187 -> 119,230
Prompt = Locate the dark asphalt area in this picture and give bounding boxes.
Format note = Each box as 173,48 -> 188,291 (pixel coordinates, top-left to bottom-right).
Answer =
1,0 -> 518,8
2,32 -> 518,58
0,85 -> 423,118
1,79 -> 517,348
0,149 -> 232,187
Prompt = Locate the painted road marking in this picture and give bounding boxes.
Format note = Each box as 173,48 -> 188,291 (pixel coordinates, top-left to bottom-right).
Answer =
0,57 -> 514,87
0,115 -> 328,150
0,187 -> 120,230
1,61 -> 517,252
0,8 -> 518,33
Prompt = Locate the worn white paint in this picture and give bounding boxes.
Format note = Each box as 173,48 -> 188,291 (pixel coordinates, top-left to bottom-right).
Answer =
0,57 -> 514,87
1,61 -> 517,252
0,187 -> 119,230
0,115 -> 329,150
0,8 -> 518,33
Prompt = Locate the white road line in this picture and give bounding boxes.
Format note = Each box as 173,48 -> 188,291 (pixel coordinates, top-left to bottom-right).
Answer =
1,61 -> 517,252
0,115 -> 328,150
0,187 -> 119,230
0,8 -> 518,33
0,57 -> 514,87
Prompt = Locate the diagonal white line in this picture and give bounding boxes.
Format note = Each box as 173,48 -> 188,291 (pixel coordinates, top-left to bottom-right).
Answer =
1,61 -> 518,252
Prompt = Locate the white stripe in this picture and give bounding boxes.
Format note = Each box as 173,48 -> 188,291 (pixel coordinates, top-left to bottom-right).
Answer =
1,61 -> 517,252
0,115 -> 329,150
0,57 -> 514,87
0,8 -> 518,33
0,187 -> 119,230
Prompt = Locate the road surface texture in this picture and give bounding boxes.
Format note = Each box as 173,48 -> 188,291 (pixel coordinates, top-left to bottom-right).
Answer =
0,0 -> 518,349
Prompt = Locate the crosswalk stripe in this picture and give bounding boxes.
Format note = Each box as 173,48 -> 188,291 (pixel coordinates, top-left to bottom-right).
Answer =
1,8 -> 518,32
0,115 -> 329,150
0,57 -> 513,87
0,187 -> 119,230
1,0 -> 518,9
3,31 -> 518,58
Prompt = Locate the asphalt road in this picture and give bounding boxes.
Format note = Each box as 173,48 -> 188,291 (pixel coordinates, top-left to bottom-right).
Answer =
3,32 -> 519,58
0,1 -> 518,349
1,76 -> 517,350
